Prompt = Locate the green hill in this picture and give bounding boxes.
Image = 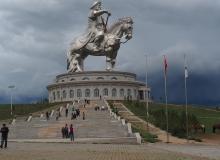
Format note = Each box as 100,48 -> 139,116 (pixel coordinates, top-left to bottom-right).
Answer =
123,101 -> 220,134
0,103 -> 62,121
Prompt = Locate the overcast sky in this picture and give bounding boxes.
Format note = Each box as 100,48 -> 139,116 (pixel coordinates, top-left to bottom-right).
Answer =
0,0 -> 220,105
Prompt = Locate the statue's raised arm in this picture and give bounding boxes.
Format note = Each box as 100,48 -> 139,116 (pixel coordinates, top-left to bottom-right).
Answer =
88,1 -> 111,51
67,1 -> 133,73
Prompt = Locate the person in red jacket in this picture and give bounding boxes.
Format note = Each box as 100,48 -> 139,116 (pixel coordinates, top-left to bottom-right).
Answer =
69,124 -> 74,142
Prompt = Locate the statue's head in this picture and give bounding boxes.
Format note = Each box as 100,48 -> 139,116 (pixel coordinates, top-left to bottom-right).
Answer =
90,1 -> 101,10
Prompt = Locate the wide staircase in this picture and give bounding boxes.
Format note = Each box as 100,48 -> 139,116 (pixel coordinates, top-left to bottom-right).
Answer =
8,100 -> 137,144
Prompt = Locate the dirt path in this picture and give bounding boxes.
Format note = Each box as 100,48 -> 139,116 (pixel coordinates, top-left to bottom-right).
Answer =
199,134 -> 220,145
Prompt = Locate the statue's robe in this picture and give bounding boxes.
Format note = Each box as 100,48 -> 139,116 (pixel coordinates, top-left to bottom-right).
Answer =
70,11 -> 105,52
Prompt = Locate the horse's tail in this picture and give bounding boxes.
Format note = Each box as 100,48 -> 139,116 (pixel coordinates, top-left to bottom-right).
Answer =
66,50 -> 71,70
67,59 -> 70,70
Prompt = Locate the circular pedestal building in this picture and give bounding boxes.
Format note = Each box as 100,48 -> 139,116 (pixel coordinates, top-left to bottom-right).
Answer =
47,71 -> 150,103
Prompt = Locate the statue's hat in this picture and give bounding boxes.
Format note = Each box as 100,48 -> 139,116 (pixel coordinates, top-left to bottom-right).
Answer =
90,1 -> 101,9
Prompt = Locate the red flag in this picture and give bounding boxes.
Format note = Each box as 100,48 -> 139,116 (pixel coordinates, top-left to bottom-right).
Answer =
163,55 -> 168,76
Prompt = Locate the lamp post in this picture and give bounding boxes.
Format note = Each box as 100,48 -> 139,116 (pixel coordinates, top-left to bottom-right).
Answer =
8,85 -> 15,116
145,55 -> 149,131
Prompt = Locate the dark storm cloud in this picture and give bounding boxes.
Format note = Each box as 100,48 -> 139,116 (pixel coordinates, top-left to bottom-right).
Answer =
0,0 -> 220,104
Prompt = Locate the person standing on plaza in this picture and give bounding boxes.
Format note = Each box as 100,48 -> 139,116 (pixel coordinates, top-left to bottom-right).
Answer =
0,124 -> 9,148
64,124 -> 69,138
61,126 -> 65,138
83,112 -> 85,120
69,124 -> 74,142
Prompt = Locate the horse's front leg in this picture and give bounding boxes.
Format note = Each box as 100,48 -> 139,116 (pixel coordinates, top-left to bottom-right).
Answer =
110,51 -> 118,70
106,56 -> 112,71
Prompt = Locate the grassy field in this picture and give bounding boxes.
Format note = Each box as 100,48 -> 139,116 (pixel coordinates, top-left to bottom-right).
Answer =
0,103 -> 62,121
123,101 -> 220,134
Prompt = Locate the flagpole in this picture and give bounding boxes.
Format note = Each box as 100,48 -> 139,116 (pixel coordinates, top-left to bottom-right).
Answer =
165,72 -> 169,143
163,55 -> 169,143
145,55 -> 149,131
184,54 -> 189,142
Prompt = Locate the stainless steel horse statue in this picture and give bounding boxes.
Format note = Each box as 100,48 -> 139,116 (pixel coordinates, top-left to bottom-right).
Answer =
67,8 -> 133,72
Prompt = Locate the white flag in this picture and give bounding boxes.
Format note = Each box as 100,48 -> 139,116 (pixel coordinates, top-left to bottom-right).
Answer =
184,54 -> 188,79
185,66 -> 188,78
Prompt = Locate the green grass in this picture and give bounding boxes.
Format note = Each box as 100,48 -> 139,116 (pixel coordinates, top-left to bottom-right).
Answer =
132,125 -> 158,143
124,101 -> 220,134
0,103 -> 62,121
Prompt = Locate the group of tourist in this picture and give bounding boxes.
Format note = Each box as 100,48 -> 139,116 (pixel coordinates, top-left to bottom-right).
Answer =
94,104 -> 107,111
61,124 -> 75,141
71,108 -> 80,120
84,99 -> 90,105
71,101 -> 87,120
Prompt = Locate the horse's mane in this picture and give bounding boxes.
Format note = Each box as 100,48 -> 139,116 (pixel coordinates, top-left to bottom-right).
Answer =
108,17 -> 133,33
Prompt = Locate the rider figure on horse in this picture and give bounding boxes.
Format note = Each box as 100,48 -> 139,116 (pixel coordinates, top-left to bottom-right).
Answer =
87,1 -> 111,52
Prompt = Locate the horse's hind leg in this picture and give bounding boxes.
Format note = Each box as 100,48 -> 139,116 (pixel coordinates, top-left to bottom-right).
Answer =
75,53 -> 83,72
111,59 -> 116,69
77,59 -> 84,72
110,51 -> 117,70
67,51 -> 83,72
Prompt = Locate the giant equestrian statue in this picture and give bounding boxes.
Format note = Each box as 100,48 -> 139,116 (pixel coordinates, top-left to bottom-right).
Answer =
67,1 -> 133,72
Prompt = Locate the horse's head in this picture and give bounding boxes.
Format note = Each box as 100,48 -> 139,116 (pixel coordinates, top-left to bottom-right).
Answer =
119,17 -> 133,40
104,17 -> 133,52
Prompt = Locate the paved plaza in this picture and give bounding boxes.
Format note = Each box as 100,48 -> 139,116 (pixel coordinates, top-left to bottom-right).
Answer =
0,142 -> 213,160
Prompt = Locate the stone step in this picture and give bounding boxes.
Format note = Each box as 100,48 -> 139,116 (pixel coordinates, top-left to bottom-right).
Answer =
9,137 -> 138,144
8,100 -> 136,144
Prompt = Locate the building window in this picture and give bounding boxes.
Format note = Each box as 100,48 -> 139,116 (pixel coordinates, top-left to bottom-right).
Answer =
62,80 -> 65,82
77,89 -> 82,98
111,77 -> 117,80
53,92 -> 56,101
127,89 -> 131,97
94,88 -> 99,97
85,89 -> 90,97
63,90 -> 67,99
82,77 -> 89,80
112,88 -> 117,97
134,89 -> 137,98
70,90 -> 74,98
57,91 -> 60,99
70,78 -> 75,81
120,89 -> 124,97
103,88 -> 108,96
97,77 -> 104,80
